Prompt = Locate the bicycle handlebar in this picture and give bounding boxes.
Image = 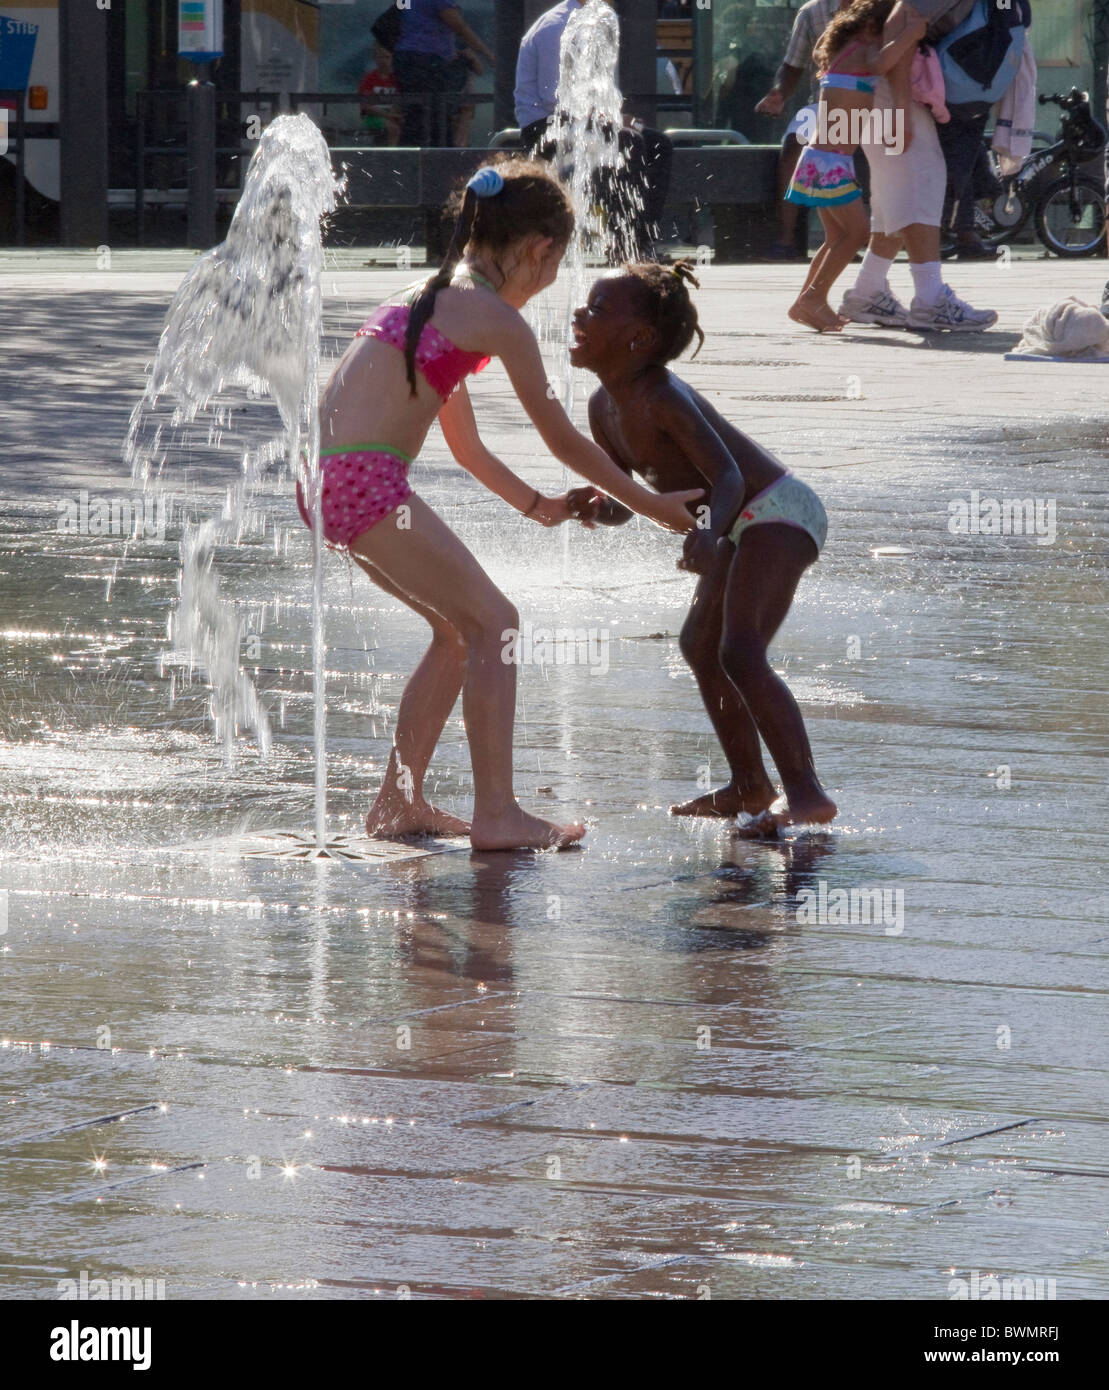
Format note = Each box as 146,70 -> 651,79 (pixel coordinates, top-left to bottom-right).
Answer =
1039,88 -> 1088,109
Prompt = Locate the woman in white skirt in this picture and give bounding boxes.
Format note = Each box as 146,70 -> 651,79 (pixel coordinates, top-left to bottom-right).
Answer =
837,0 -> 997,332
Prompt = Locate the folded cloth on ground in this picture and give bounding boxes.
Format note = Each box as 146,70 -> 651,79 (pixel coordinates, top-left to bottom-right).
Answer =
1012,297 -> 1109,359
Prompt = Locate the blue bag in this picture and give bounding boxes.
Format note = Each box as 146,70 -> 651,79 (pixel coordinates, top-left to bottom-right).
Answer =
936,0 -> 1026,107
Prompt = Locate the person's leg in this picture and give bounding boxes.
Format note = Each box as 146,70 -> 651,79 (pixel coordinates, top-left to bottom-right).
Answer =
902,216 -> 997,329
672,539 -> 777,818
520,118 -> 551,158
805,199 -> 868,300
789,209 -> 846,331
838,128 -> 910,323
791,204 -> 870,331
870,231 -> 900,258
615,125 -> 670,258
777,136 -> 803,248
427,55 -> 449,145
443,56 -> 471,149
938,107 -> 993,251
772,109 -> 817,257
637,125 -> 672,244
718,525 -> 837,826
350,495 -> 584,850
903,220 -> 943,304
353,554 -> 471,837
452,99 -> 476,148
392,50 -> 426,146
796,228 -> 833,300
1104,86 -> 1109,313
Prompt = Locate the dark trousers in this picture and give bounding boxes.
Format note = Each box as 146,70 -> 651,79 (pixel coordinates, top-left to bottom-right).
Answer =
522,114 -> 673,257
394,50 -> 450,147
938,104 -> 998,238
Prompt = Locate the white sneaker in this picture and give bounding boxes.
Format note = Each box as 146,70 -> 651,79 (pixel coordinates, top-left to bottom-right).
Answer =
908,284 -> 998,332
838,287 -> 911,327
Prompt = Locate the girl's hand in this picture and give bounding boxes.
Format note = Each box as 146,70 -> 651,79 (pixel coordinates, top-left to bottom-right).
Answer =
528,494 -> 572,527
566,485 -> 603,526
678,529 -> 721,575
652,488 -> 705,534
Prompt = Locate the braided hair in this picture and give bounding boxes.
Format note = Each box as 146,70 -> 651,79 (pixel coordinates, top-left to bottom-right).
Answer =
403,157 -> 574,395
624,259 -> 704,364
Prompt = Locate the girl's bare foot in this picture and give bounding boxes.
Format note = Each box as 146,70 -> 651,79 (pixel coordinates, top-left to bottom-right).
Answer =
781,789 -> 837,827
470,805 -> 585,852
732,791 -> 838,839
365,799 -> 471,839
731,809 -> 783,840
788,293 -> 846,333
670,783 -> 776,818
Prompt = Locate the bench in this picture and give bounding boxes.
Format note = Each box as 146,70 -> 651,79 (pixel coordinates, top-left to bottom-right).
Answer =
332,143 -> 788,262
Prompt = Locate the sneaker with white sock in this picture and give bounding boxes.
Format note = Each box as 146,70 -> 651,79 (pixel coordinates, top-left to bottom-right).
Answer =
838,287 -> 911,327
907,284 -> 997,332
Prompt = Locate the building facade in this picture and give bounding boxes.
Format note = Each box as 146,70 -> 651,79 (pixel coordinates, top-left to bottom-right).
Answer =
0,0 -> 1101,244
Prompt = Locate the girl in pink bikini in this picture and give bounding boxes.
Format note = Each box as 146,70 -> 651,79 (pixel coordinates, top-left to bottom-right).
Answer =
300,159 -> 702,852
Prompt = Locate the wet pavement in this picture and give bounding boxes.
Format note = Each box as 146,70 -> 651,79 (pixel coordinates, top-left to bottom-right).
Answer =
1,254 -> 1107,1299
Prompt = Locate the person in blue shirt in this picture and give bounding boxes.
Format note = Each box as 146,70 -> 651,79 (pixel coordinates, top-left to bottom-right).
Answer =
394,0 -> 494,146
514,0 -> 673,259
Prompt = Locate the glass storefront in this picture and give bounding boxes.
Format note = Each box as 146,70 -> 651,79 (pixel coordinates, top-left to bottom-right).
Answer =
710,2 -> 800,143
102,0 -> 1102,185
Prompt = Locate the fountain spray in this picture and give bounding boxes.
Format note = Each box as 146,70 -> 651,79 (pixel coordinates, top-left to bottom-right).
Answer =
125,114 -> 344,853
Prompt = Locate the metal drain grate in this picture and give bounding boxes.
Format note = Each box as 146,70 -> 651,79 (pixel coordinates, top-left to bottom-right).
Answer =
237,831 -> 469,863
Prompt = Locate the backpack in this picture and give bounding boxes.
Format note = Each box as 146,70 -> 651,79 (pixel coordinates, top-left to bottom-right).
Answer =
924,0 -> 976,44
936,0 -> 1025,107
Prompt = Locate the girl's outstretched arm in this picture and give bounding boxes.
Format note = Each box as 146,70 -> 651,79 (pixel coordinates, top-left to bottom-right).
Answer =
490,314 -> 702,533
578,391 -> 635,526
437,384 -> 569,525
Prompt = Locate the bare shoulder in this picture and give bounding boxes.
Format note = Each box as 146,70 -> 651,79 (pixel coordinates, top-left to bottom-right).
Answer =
431,286 -> 531,357
653,373 -> 709,430
587,384 -> 614,425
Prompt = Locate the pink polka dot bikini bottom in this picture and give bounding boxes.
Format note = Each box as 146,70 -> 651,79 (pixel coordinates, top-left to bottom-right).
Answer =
296,443 -> 413,550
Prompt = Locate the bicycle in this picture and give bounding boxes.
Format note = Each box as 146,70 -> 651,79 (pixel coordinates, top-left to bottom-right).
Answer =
943,88 -> 1107,258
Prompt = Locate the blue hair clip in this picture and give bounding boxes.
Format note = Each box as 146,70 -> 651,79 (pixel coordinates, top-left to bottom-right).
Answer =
467,166 -> 505,199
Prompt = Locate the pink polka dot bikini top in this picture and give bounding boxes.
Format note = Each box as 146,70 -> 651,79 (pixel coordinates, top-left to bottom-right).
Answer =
356,302 -> 490,401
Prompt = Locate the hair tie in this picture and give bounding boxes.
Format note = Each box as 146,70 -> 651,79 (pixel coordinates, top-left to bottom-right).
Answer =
467,166 -> 505,199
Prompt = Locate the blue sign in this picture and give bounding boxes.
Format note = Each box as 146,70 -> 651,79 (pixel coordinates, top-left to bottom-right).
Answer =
178,0 -> 224,63
0,15 -> 38,93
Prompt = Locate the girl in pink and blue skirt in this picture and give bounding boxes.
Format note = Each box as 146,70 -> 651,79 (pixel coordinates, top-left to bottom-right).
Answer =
785,0 -> 926,332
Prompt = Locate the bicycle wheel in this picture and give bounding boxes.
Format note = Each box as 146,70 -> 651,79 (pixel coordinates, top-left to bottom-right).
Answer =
1034,175 -> 1106,257
942,189 -> 1028,257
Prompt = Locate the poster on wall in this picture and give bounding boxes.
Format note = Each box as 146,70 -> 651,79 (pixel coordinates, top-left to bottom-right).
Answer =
241,0 -> 319,97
